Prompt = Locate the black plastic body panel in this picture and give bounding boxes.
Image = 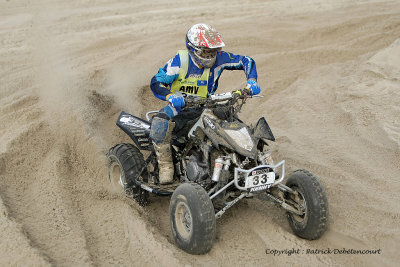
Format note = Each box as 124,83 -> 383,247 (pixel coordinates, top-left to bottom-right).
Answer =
116,111 -> 152,150
253,117 -> 275,141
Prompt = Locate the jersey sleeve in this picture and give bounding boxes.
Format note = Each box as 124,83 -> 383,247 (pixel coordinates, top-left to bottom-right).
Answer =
210,51 -> 258,94
150,53 -> 181,101
220,51 -> 258,80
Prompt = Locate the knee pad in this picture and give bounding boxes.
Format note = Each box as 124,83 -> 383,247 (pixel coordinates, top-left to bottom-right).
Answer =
150,116 -> 170,144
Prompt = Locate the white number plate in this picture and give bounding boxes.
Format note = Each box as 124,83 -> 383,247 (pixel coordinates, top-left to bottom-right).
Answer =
245,169 -> 275,192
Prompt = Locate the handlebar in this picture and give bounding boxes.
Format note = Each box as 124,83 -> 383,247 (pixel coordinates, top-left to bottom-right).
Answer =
182,89 -> 262,110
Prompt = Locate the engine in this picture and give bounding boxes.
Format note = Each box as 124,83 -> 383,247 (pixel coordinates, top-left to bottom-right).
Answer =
186,154 -> 208,182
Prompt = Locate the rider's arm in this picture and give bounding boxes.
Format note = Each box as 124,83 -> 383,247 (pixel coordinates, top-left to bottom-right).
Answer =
209,51 -> 258,94
217,51 -> 258,81
150,53 -> 181,101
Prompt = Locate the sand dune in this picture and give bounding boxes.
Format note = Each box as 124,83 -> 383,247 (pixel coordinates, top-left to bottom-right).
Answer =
1,0 -> 399,266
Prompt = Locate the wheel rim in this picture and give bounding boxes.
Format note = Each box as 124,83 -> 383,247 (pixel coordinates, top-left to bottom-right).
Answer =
109,161 -> 127,194
175,202 -> 193,240
290,187 -> 308,223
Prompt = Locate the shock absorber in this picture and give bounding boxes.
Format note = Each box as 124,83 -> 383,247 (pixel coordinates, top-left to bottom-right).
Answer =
211,156 -> 231,210
211,156 -> 231,182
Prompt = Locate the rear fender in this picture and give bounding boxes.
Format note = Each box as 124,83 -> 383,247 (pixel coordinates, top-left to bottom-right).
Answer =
116,111 -> 152,150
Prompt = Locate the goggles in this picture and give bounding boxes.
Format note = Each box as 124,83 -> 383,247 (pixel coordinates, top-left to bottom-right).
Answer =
194,47 -> 221,60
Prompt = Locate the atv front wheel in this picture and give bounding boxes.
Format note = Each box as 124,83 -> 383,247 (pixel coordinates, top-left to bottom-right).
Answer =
170,182 -> 216,254
106,143 -> 148,206
285,170 -> 329,240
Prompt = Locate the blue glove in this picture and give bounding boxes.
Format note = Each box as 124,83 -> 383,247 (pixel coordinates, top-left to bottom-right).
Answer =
167,94 -> 185,108
246,79 -> 261,96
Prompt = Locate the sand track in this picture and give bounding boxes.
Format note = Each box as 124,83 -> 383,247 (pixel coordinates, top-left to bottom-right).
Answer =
1,0 -> 399,266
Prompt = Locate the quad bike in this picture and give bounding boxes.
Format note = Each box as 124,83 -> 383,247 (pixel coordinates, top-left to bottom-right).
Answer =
106,90 -> 329,254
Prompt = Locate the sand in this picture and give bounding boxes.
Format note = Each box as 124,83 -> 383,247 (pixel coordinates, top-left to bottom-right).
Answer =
1,0 -> 399,266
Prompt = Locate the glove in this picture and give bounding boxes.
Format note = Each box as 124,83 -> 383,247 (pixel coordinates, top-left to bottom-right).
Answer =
167,94 -> 185,108
246,79 -> 261,96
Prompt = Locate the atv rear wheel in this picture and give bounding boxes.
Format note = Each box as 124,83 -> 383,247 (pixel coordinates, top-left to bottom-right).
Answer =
107,143 -> 148,206
170,182 -> 216,254
285,170 -> 329,240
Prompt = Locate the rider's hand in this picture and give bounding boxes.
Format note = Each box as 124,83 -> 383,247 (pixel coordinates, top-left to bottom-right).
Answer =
246,79 -> 261,96
167,94 -> 185,108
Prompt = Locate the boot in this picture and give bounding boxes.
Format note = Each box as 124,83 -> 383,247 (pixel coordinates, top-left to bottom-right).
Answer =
153,121 -> 175,184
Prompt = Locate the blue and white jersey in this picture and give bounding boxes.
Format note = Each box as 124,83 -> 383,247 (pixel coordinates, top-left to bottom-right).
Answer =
150,51 -> 258,101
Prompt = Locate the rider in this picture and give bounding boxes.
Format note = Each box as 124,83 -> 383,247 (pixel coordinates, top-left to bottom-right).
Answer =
150,23 -> 261,184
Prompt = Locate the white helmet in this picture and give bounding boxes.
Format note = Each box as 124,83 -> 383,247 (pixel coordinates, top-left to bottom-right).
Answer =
185,23 -> 225,68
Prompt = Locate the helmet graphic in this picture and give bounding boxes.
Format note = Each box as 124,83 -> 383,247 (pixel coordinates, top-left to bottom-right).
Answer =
185,23 -> 225,68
